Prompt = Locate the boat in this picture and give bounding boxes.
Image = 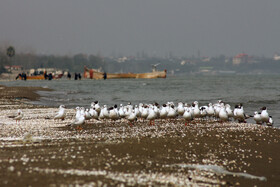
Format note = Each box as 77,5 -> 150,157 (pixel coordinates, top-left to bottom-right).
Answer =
83,66 -> 167,80
16,72 -> 64,80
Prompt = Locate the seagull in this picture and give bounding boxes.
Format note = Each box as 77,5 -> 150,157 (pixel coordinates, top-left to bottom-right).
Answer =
159,104 -> 168,120
84,108 -> 91,120
100,105 -> 109,120
192,101 -> 201,120
219,104 -> 229,122
118,104 -> 126,118
253,111 -> 262,125
141,105 -> 149,121
260,107 -> 270,125
153,103 -> 160,118
235,104 -> 250,123
167,105 -> 177,120
183,108 -> 193,126
126,109 -> 137,126
233,105 -> 239,121
69,114 -> 85,126
92,101 -> 101,115
177,102 -> 185,116
200,106 -> 207,120
89,107 -> 99,120
147,106 -> 156,125
268,116 -> 274,126
206,103 -> 215,119
214,100 -> 223,119
225,104 -> 233,120
75,107 -> 81,121
134,105 -> 140,118
13,109 -> 23,124
108,105 -> 119,121
54,105 -> 66,120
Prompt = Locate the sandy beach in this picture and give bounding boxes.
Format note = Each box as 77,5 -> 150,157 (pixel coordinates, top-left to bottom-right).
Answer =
0,85 -> 280,186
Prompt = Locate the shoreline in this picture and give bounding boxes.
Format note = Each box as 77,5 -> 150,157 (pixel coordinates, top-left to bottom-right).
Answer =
0,86 -> 279,186
0,85 -> 53,101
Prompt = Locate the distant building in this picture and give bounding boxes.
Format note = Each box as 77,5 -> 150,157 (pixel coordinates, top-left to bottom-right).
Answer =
4,65 -> 23,72
274,53 -> 280,61
117,56 -> 128,63
233,53 -> 249,65
202,57 -> 211,62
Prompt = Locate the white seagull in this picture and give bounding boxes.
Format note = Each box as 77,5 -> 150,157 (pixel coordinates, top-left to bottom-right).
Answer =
219,104 -> 229,122
253,111 -> 262,125
147,106 -> 156,125
260,107 -> 270,125
13,109 -> 23,124
54,105 -> 66,120
183,108 -> 193,126
126,109 -> 137,126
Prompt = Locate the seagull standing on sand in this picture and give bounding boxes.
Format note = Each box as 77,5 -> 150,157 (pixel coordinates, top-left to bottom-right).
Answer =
100,105 -> 109,120
268,116 -> 274,126
206,103 -> 215,119
260,107 -> 270,125
159,104 -> 168,120
14,109 -> 23,124
141,106 -> 149,121
75,107 -> 81,121
253,111 -> 262,125
177,102 -> 185,116
92,101 -> 101,115
153,104 -> 160,118
233,105 -> 239,121
108,105 -> 119,121
192,101 -> 201,119
167,105 -> 177,120
126,109 -> 137,126
54,105 -> 66,120
85,108 -> 91,120
89,107 -> 99,120
69,113 -> 85,126
235,104 -> 250,123
147,106 -> 156,125
134,105 -> 140,118
219,104 -> 229,122
118,104 -> 126,118
200,107 -> 207,120
225,104 -> 233,120
183,108 -> 193,126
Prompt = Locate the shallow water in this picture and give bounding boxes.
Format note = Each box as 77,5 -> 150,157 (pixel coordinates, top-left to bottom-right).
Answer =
1,75 -> 280,126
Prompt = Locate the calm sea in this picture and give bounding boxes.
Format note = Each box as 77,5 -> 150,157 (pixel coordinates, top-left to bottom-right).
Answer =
1,75 -> 280,127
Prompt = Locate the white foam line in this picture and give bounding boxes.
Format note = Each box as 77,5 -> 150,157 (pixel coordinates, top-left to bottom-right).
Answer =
32,167 -> 221,186
171,164 -> 266,181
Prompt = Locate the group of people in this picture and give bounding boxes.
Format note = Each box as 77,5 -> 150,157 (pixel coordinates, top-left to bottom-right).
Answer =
53,100 -> 273,127
67,72 -> 82,80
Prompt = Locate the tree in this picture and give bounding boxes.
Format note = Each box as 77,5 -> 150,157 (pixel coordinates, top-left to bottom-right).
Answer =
0,51 -> 9,74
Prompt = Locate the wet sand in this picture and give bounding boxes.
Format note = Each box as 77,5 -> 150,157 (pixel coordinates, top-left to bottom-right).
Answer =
0,85 -> 280,186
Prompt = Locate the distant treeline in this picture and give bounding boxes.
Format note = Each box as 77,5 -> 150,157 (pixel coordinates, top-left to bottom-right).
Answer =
1,51 -> 280,74
0,51 -> 169,74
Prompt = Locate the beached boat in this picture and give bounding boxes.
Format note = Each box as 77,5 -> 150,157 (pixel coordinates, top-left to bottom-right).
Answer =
83,66 -> 167,80
16,72 -> 64,80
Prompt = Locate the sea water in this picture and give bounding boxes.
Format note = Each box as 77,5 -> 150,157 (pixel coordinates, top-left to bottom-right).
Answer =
1,75 -> 280,127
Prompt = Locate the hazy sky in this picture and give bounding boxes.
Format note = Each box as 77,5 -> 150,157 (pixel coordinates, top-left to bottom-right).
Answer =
1,0 -> 280,57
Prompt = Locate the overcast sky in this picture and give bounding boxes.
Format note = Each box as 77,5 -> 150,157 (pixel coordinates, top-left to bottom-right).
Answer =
1,0 -> 280,57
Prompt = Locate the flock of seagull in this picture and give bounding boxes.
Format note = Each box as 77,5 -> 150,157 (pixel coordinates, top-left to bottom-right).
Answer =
50,100 -> 274,127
